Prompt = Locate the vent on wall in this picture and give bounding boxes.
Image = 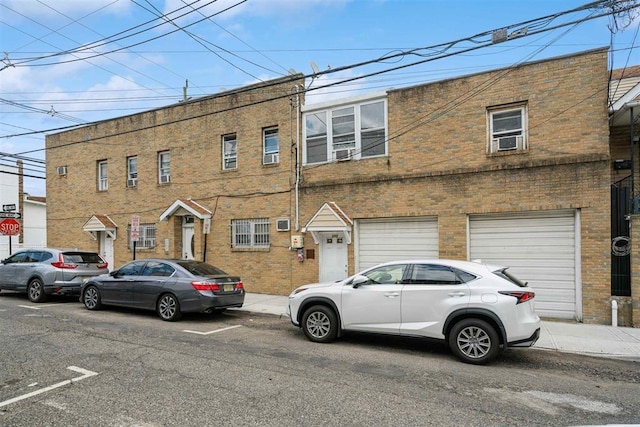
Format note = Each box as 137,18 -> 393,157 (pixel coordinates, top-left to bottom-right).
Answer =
57,166 -> 67,175
276,218 -> 290,232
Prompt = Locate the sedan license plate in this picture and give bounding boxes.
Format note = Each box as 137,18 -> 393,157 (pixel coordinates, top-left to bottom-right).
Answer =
223,284 -> 234,292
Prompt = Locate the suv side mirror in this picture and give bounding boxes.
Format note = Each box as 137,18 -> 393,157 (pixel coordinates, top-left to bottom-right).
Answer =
351,275 -> 369,288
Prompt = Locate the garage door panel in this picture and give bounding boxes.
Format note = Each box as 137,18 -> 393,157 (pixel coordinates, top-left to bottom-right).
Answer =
357,218 -> 438,271
470,210 -> 577,320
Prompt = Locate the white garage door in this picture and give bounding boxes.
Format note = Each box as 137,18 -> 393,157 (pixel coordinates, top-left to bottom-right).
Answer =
469,210 -> 579,320
357,218 -> 438,271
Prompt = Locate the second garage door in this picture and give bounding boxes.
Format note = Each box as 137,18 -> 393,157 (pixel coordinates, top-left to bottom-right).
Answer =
469,210 -> 579,320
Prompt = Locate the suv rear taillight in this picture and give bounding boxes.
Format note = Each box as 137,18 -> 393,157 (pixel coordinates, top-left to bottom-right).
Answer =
97,262 -> 108,269
499,291 -> 535,304
51,254 -> 78,269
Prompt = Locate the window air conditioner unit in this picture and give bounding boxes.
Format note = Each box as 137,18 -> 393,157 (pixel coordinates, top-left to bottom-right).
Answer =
127,178 -> 137,187
492,135 -> 523,151
57,166 -> 67,175
160,174 -> 170,183
276,218 -> 290,232
263,153 -> 279,165
334,148 -> 356,161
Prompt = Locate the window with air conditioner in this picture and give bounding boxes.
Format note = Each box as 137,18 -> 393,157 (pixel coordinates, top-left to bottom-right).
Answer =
303,96 -> 387,165
223,134 -> 237,170
158,151 -> 170,184
127,156 -> 138,187
488,104 -> 527,153
276,218 -> 290,232
263,127 -> 279,165
97,160 -> 108,191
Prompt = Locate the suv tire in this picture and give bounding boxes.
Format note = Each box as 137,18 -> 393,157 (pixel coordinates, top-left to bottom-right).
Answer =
302,305 -> 338,343
27,278 -> 48,303
449,318 -> 500,365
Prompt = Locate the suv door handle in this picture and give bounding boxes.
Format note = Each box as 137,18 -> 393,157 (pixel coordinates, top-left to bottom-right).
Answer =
448,291 -> 466,297
384,292 -> 400,298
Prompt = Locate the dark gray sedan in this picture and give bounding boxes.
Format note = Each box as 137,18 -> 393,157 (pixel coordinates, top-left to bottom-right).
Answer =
80,259 -> 244,321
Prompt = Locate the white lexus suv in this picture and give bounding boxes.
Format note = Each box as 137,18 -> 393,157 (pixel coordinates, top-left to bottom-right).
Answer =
288,259 -> 541,365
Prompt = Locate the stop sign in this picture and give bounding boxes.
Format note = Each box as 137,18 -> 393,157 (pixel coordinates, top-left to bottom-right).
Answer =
0,218 -> 20,236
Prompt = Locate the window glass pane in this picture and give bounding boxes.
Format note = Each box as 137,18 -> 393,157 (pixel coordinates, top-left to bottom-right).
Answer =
361,102 -> 384,130
307,137 -> 327,163
493,110 -> 522,133
119,261 -> 146,276
306,112 -> 327,138
361,129 -> 385,157
264,128 -> 279,154
363,264 -> 406,284
177,260 -> 227,276
332,109 -> 355,135
410,264 -> 460,284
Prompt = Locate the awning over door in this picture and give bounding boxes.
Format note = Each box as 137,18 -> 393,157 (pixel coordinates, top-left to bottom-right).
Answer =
303,202 -> 353,244
83,214 -> 117,240
159,198 -> 212,221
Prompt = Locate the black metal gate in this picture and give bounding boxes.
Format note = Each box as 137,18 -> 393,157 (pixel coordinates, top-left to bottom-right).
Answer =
611,177 -> 631,296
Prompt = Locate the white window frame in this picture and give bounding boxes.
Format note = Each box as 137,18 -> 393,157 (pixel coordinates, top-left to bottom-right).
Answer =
488,104 -> 527,153
263,127 -> 279,165
303,96 -> 387,165
232,218 -> 270,248
127,223 -> 156,249
223,134 -> 237,170
97,160 -> 108,191
127,156 -> 137,187
158,151 -> 170,183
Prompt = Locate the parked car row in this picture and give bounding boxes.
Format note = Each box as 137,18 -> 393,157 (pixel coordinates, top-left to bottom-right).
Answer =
0,250 -> 540,364
0,248 -> 245,321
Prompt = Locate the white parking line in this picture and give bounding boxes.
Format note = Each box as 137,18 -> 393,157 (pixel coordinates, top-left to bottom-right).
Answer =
18,305 -> 43,310
182,324 -> 242,335
0,366 -> 98,408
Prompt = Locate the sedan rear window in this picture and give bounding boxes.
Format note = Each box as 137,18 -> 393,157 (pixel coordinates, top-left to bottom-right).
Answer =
493,268 -> 527,287
177,261 -> 227,276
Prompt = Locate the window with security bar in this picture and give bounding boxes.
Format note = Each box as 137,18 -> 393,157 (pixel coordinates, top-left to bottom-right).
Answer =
232,218 -> 270,248
127,223 -> 156,249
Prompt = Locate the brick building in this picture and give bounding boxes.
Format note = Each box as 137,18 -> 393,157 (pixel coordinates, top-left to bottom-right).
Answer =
46,48 -> 633,325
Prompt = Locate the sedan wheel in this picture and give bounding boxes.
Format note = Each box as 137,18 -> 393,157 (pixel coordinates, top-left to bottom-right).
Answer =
157,293 -> 182,321
83,285 -> 102,310
27,278 -> 48,303
301,305 -> 338,343
449,318 -> 500,365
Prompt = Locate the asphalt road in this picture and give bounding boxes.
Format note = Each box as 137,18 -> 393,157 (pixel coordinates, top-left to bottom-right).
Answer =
0,291 -> 639,427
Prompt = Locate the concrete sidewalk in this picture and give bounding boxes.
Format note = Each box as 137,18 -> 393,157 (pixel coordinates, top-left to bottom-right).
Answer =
233,293 -> 640,362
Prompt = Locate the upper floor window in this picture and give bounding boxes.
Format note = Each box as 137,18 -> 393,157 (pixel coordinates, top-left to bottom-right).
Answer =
223,134 -> 237,170
488,104 -> 527,153
232,218 -> 269,248
263,127 -> 279,165
304,99 -> 387,164
158,151 -> 170,183
97,160 -> 108,191
127,156 -> 138,187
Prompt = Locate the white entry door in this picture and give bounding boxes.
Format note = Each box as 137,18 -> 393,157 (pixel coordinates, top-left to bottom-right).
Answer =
182,216 -> 195,260
319,232 -> 348,282
99,232 -> 114,271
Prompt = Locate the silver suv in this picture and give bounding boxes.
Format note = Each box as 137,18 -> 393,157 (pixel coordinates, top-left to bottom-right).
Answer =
0,248 -> 108,303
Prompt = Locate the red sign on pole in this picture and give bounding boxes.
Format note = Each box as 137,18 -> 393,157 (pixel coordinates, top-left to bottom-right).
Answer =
131,215 -> 140,241
0,218 -> 20,236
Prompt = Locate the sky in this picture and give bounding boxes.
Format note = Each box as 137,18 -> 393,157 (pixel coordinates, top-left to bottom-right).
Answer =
0,0 -> 639,197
